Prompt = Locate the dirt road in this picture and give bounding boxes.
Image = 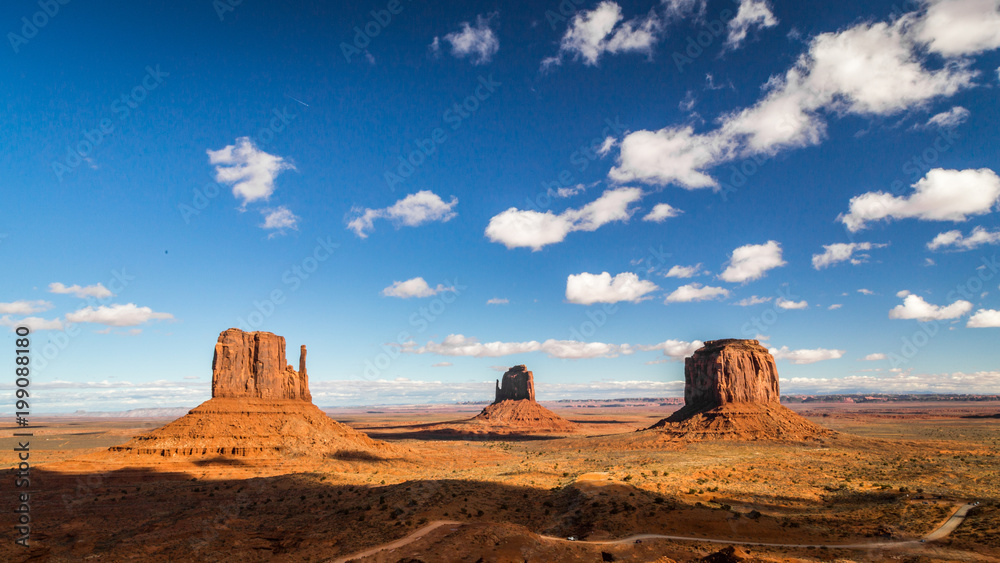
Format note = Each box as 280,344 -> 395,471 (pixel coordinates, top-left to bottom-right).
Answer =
333,502 -> 975,561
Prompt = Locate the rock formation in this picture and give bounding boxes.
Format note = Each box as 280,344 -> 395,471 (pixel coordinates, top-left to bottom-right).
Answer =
494,365 -> 535,403
104,328 -> 394,460
671,339 -> 778,421
645,339 -> 832,441
211,328 -> 310,401
468,365 -> 575,433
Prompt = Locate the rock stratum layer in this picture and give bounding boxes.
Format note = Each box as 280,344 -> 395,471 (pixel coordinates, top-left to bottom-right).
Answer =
212,328 -> 311,401
671,339 -> 778,421
470,400 -> 577,433
104,328 -> 395,460
494,365 -> 535,403
646,339 -> 832,442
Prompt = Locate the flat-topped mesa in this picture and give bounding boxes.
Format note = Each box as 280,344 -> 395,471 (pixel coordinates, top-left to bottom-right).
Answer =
211,328 -> 312,401
494,364 -> 535,403
682,339 -> 778,414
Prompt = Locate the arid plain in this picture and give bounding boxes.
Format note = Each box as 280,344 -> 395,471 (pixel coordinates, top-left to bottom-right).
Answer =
2,399 -> 998,562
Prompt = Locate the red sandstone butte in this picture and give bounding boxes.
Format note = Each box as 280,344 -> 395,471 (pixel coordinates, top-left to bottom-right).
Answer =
494,364 -> 535,403
211,328 -> 311,401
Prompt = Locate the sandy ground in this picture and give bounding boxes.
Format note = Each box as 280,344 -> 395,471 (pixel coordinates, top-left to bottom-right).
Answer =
1,400 -> 998,562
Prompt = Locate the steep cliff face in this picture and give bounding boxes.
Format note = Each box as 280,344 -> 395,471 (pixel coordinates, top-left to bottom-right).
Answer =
494,365 -> 536,403
682,339 -> 779,413
646,338 -> 832,440
211,328 -> 311,401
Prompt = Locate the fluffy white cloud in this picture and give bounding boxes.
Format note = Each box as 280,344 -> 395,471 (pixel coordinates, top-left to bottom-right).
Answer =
400,334 -> 634,359
828,303 -> 843,310
544,1 -> 661,67
967,308 -> 1000,327
0,300 -> 53,315
485,187 -> 642,250
635,339 -> 703,360
858,288 -> 875,295
783,370 -> 1000,394
0,315 -> 64,331
207,137 -> 294,208
432,13 -> 499,65
260,206 -> 299,236
566,271 -> 659,305
665,283 -> 730,303
812,242 -> 888,269
888,293 -> 973,321
927,226 -> 1000,250
770,346 -> 845,364
734,295 -> 772,306
719,240 -> 786,283
65,303 -> 173,327
664,264 -> 702,278
642,203 -> 682,222
922,106 -> 970,128
349,190 -> 458,238
726,0 -> 778,49
382,277 -> 454,299
912,0 -> 1000,57
48,282 -> 113,299
486,298 -> 509,305
432,362 -> 453,367
862,353 -> 888,361
776,298 -> 808,309
608,5 -> 984,188
840,168 -> 1000,231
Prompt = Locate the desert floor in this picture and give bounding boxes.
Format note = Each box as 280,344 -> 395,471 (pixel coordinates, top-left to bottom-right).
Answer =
2,400 -> 998,562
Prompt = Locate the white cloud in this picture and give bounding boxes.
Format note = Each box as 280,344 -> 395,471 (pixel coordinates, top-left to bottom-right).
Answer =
48,282 -> 113,299
967,308 -> 1000,327
207,137 -> 294,208
545,1 -> 662,67
400,334 -> 634,359
782,370 -> 1000,394
431,362 -> 453,367
260,206 -> 299,237
0,300 -> 53,315
888,293 -> 973,321
862,353 -> 888,361
812,242 -> 888,269
770,346 -> 845,364
382,277 -> 455,299
840,168 -> 1000,232
662,0 -> 707,19
635,339 -> 703,360
911,0 -> 1000,57
665,283 -> 730,303
485,187 -> 643,250
927,226 -> 1000,250
566,271 -> 659,305
726,0 -> 778,49
486,298 -> 509,305
0,315 -> 65,331
642,203 -> 682,222
433,13 -> 500,65
348,190 -> 458,239
776,298 -> 808,309
858,288 -> 875,295
734,295 -> 772,306
922,106 -> 970,128
65,303 -> 173,327
664,264 -> 702,278
719,240 -> 786,283
828,303 -> 843,310
608,7 -> 982,188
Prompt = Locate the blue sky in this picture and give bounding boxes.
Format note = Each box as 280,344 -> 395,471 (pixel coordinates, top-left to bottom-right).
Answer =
2,0 -> 1000,412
